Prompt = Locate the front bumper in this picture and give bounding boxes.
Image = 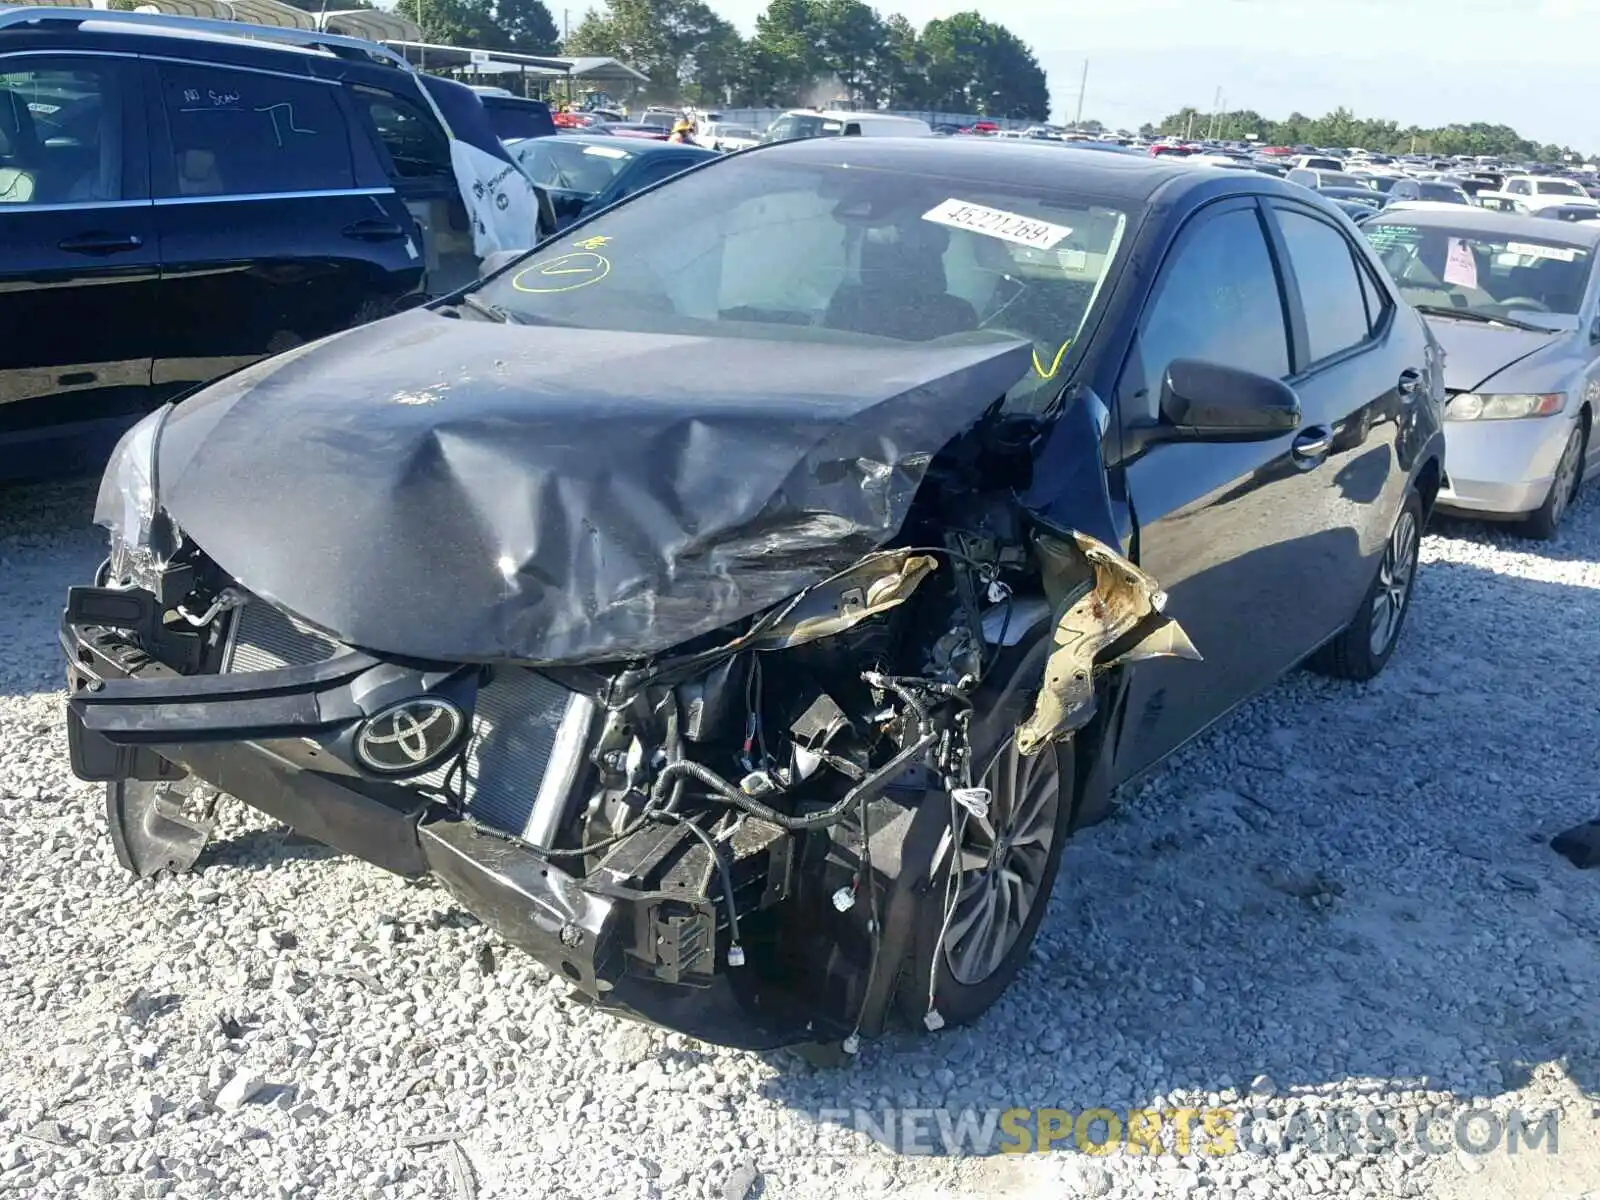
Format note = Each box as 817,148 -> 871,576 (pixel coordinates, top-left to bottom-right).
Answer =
1434,413 -> 1573,517
60,595 -> 823,1049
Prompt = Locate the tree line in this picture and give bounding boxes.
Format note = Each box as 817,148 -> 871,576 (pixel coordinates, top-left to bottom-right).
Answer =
326,0 -> 1047,120
565,0 -> 1050,118
1146,105 -> 1586,164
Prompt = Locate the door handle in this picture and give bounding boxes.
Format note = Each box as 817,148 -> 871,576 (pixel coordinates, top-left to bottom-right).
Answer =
1397,367 -> 1423,398
1292,427 -> 1332,461
341,219 -> 407,242
58,233 -> 143,256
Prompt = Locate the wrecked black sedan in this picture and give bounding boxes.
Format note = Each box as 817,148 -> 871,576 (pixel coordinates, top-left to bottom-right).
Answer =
62,139 -> 1446,1051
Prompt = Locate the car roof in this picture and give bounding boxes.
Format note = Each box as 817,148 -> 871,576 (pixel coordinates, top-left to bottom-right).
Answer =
1369,204 -> 1600,246
751,135 -> 1282,207
0,6 -> 409,69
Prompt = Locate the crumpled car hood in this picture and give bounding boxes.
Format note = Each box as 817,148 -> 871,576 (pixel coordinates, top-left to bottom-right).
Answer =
157,311 -> 1031,664
1425,317 -> 1562,392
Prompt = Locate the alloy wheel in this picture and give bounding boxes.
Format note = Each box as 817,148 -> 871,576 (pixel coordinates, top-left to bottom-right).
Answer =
1369,507 -> 1419,657
1549,425 -> 1584,530
941,738 -> 1061,987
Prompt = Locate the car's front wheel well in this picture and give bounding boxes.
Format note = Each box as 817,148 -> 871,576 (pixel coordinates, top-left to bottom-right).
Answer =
1414,455 -> 1442,521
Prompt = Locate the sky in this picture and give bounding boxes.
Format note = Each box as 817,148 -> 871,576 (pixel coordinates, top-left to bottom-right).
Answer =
704,0 -> 1596,149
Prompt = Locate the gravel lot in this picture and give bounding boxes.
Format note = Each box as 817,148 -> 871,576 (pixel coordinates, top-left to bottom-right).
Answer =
1,477 -> 1597,1200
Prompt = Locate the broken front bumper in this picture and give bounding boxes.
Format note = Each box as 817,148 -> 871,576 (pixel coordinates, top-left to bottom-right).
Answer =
59,591 -> 822,1050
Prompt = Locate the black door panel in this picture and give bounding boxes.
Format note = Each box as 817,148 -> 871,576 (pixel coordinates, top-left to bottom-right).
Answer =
1113,199 -> 1342,783
0,203 -> 158,434
150,191 -> 423,395
144,61 -> 422,399
0,54 -> 155,473
1267,201 -> 1407,624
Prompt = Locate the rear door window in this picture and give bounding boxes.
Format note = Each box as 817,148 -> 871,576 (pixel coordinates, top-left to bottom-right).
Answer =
1274,207 -> 1375,365
156,64 -> 353,197
350,85 -> 453,182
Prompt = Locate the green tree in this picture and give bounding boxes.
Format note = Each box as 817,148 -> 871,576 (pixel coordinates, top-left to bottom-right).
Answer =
566,0 -> 744,103
749,0 -> 824,104
919,12 -> 1048,121
395,0 -> 505,47
878,12 -> 927,109
494,0 -> 561,53
811,0 -> 887,107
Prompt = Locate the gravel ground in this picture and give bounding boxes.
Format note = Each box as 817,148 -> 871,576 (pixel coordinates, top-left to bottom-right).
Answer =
1,477 -> 1598,1200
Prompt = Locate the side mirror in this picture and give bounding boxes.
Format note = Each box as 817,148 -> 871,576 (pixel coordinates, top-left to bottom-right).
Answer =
1590,315 -> 1600,344
1157,358 -> 1301,441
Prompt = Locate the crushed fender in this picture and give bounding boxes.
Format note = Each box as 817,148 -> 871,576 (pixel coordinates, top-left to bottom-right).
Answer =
1017,531 -> 1200,756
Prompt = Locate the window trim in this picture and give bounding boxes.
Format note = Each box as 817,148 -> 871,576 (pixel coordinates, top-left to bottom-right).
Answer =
146,58 -> 357,201
1264,199 -> 1385,377
1114,194 -> 1294,432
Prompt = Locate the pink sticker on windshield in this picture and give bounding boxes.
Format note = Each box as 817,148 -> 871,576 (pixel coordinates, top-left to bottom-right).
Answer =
1443,237 -> 1478,288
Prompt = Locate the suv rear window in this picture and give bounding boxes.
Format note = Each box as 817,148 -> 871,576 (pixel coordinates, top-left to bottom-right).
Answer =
481,97 -> 555,142
157,64 -> 354,196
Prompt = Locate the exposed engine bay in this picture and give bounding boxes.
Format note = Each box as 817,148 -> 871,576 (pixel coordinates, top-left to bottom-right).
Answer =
65,398 -> 1198,1050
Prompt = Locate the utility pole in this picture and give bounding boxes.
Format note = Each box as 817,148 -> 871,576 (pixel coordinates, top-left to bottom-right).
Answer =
1073,60 -> 1088,129
1207,86 -> 1222,140
1184,109 -> 1194,141
563,8 -> 569,42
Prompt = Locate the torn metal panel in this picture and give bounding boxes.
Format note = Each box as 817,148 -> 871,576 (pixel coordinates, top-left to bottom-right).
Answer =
155,313 -> 1032,665
1016,531 -> 1201,757
749,549 -> 939,651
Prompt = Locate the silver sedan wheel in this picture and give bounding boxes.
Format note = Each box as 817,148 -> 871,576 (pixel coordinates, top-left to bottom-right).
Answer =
942,739 -> 1061,987
1369,506 -> 1419,657
1549,424 -> 1584,530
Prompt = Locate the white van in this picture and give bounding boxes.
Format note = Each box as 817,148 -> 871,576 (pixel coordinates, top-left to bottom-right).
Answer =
762,109 -> 934,143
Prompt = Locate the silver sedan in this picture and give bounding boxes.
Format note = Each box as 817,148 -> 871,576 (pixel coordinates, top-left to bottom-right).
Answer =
1364,207 -> 1599,537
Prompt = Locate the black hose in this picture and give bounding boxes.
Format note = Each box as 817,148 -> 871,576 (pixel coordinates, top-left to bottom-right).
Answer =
648,731 -> 938,833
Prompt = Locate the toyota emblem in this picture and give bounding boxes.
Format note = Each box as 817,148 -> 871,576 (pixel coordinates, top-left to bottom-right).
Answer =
355,698 -> 465,775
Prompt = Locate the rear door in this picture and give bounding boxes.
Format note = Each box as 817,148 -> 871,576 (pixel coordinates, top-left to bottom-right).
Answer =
0,53 -> 157,465
145,58 -> 421,400
1111,198 -> 1350,784
1264,199 -> 1410,613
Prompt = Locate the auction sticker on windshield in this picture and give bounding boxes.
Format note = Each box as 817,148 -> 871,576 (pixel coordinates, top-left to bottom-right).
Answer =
1505,241 -> 1581,263
923,199 -> 1072,250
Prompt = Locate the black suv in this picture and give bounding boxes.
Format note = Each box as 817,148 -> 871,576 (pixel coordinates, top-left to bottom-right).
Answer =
0,7 -> 544,480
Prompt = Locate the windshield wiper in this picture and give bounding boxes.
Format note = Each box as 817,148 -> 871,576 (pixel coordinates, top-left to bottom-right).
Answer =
1413,305 -> 1547,332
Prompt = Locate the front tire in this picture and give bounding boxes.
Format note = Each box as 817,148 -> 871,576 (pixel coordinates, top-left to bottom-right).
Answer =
896,736 -> 1073,1029
1309,486 -> 1423,681
1519,418 -> 1587,541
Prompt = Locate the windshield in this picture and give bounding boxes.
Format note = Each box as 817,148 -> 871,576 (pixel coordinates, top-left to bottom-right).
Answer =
506,138 -> 635,194
1536,179 -> 1584,196
765,114 -> 846,142
716,125 -> 758,139
1416,182 -> 1469,203
1317,171 -> 1368,189
474,153 -> 1132,410
1365,221 -> 1591,324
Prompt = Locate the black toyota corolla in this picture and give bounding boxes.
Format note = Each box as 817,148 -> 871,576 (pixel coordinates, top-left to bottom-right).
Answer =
61,139 -> 1446,1053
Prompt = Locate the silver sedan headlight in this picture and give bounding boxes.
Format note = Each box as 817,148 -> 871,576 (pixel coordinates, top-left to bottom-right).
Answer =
94,405 -> 173,587
1444,392 -> 1565,421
